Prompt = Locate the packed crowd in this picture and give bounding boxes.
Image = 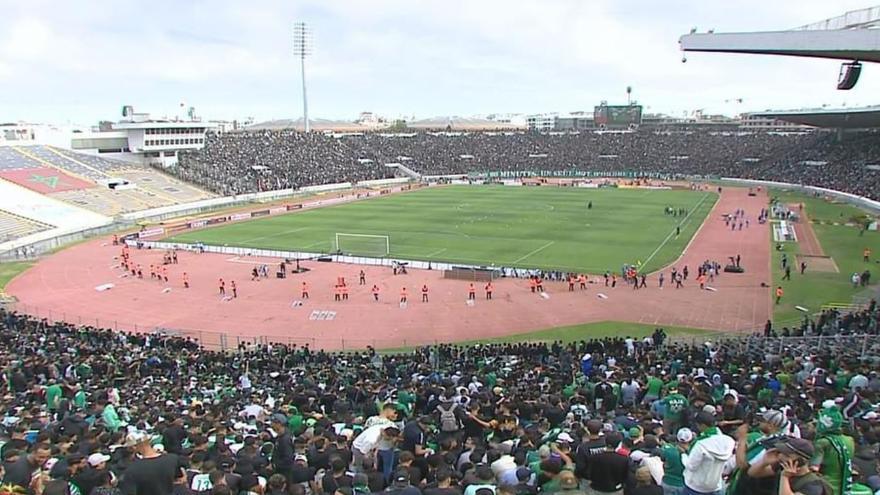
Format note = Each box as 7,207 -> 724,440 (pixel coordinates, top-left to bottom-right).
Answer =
1,305 -> 879,495
173,130 -> 880,200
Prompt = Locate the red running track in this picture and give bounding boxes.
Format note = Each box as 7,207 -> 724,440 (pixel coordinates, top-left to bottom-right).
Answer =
7,187 -> 772,350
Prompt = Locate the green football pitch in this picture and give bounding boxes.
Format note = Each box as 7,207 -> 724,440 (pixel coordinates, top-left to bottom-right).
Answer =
165,186 -> 717,273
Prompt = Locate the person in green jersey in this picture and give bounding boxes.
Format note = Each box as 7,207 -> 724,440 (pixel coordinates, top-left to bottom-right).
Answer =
727,409 -> 789,495
811,407 -> 855,495
662,386 -> 689,434
643,374 -> 664,405
660,427 -> 693,495
45,381 -> 63,413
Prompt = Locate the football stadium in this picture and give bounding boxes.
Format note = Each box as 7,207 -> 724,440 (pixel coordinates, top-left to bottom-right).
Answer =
1,4 -> 880,495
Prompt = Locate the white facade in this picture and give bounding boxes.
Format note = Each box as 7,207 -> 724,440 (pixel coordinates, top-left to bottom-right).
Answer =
108,121 -> 217,167
526,113 -> 557,131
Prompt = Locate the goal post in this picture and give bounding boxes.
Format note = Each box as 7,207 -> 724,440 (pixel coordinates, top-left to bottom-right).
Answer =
333,233 -> 390,257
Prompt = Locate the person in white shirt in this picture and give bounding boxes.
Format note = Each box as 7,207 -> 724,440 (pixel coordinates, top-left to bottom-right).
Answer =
682,412 -> 734,495
350,424 -> 400,474
240,402 -> 267,422
239,373 -> 252,394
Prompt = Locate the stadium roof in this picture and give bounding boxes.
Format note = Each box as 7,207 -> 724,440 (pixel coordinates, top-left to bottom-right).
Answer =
679,6 -> 880,62
247,118 -> 368,131
751,105 -> 880,128
406,116 -> 523,130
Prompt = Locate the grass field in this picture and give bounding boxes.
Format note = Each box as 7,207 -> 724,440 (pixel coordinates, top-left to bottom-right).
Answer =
769,190 -> 880,322
166,186 -> 716,273
0,262 -> 33,292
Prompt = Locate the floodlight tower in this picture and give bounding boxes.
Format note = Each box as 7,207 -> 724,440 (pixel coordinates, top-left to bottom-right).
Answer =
293,22 -> 313,132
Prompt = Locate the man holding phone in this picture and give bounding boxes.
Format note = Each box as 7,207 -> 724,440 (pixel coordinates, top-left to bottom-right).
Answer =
747,437 -> 834,495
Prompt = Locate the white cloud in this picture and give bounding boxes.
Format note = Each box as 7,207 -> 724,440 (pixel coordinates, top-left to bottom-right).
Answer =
0,0 -> 878,123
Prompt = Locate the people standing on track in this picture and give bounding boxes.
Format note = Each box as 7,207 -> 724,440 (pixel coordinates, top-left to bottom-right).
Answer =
359,270 -> 366,285
529,277 -> 538,293
301,281 -> 309,299
400,287 -> 408,303
604,271 -> 610,286
334,284 -> 342,302
639,273 -> 647,289
231,281 -> 237,298
675,273 -> 683,289
579,273 -> 587,290
372,284 -> 380,301
162,266 -> 168,283
697,274 -> 706,290
659,272 -> 665,288
183,272 -> 189,289
219,278 -> 225,296
422,284 -> 429,302
536,277 -> 544,292
682,266 -> 689,280
776,286 -> 784,304
611,273 -> 617,288
568,275 -> 575,292
342,284 -> 349,301
485,282 -> 493,300
468,283 -> 476,300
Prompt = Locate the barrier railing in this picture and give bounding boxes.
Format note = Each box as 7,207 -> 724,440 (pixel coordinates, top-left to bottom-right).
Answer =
5,299 -> 872,355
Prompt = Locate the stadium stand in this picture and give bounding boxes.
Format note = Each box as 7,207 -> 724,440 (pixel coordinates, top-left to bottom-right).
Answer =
0,145 -> 214,216
175,130 -> 880,200
0,301 -> 877,495
0,209 -> 53,243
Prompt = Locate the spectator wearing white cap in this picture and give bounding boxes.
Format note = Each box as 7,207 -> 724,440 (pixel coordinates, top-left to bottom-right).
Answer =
660,428 -> 693,495
74,452 -> 112,495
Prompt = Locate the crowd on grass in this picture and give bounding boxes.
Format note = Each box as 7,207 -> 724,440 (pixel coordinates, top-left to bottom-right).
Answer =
2,303 -> 880,495
172,130 -> 880,200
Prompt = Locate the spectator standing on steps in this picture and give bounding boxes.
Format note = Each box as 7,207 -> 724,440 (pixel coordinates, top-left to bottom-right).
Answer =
682,412 -> 734,495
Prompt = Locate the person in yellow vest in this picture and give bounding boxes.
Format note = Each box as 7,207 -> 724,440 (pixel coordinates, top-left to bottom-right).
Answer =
775,286 -> 784,304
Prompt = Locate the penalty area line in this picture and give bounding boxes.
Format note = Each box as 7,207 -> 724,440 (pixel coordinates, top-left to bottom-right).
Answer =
640,192 -> 711,270
512,241 -> 555,264
425,248 -> 448,258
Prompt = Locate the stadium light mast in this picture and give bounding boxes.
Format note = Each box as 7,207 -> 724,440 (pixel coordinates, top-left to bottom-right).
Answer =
293,22 -> 313,132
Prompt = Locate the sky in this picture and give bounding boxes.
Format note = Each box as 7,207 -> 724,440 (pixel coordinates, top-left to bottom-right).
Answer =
1,0 -> 880,125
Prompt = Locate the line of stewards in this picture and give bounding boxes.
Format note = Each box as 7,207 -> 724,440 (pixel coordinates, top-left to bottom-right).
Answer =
529,277 -> 545,293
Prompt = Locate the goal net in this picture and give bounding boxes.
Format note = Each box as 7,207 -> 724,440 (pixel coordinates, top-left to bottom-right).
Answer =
334,233 -> 390,257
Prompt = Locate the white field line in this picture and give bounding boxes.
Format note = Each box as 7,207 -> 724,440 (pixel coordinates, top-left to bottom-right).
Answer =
243,226 -> 309,243
512,241 -> 555,264
425,248 -> 448,258
640,192 -> 711,270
